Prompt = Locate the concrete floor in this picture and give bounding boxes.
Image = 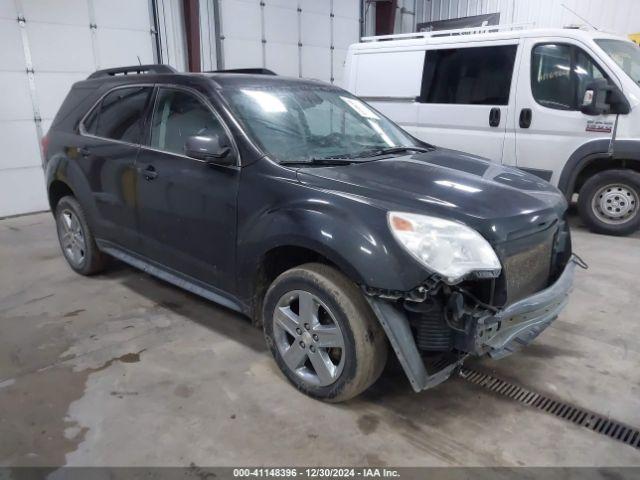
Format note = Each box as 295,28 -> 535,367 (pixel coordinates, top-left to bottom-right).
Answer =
0,211 -> 639,467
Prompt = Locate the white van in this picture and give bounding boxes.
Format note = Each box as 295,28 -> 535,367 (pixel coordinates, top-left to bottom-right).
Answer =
344,25 -> 640,236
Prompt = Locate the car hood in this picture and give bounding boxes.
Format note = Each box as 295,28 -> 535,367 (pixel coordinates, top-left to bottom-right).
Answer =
296,149 -> 568,244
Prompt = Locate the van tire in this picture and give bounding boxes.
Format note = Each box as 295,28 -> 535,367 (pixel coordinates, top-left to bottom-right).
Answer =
578,169 -> 640,236
55,196 -> 107,275
263,263 -> 388,402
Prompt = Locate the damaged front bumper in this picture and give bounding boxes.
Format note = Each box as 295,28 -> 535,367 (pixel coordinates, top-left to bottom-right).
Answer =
472,256 -> 576,360
366,255 -> 578,392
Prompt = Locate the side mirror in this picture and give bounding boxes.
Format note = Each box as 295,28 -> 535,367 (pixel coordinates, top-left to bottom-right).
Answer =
184,135 -> 234,165
580,79 -> 631,116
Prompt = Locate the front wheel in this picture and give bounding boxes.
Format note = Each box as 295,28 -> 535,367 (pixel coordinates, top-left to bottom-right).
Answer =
263,263 -> 388,402
577,169 -> 640,236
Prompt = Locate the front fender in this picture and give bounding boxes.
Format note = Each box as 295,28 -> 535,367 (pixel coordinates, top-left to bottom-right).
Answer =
236,169 -> 429,301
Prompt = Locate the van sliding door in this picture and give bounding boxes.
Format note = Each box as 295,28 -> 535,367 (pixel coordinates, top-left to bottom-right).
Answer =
414,43 -> 519,163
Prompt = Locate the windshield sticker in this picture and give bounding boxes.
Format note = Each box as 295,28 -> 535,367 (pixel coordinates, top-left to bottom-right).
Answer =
586,120 -> 613,133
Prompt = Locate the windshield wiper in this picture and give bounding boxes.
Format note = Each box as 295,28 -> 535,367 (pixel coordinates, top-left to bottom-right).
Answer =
358,146 -> 433,157
279,146 -> 434,166
279,157 -> 362,166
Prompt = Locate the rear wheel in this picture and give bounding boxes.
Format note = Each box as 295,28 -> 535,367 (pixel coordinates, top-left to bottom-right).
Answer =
263,263 -> 387,402
55,196 -> 106,275
578,169 -> 640,236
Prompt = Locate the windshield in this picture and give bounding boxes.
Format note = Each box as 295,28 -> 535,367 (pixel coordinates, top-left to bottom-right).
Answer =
595,39 -> 640,84
223,85 -> 418,163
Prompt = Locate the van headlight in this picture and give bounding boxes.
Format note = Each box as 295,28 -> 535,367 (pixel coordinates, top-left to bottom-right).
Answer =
388,212 -> 501,284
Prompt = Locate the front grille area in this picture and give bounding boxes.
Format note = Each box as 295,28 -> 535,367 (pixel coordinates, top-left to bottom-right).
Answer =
502,238 -> 553,304
494,222 -> 559,306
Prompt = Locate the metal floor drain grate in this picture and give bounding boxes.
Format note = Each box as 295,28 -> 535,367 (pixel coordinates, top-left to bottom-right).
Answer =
460,367 -> 640,450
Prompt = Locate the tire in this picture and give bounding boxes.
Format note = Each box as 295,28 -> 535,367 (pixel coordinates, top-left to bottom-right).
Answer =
577,169 -> 640,236
263,263 -> 388,402
55,196 -> 107,275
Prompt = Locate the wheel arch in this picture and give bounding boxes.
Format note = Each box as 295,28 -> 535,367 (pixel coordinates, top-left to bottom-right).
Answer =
45,154 -> 102,235
237,198 -> 429,323
559,139 -> 640,198
48,180 -> 76,212
246,241 -> 365,325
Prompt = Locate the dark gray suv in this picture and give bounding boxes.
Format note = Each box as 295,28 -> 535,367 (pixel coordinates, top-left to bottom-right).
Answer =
44,65 -> 578,401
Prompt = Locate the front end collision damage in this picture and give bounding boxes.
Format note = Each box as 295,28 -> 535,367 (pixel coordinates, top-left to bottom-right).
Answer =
364,256 -> 580,392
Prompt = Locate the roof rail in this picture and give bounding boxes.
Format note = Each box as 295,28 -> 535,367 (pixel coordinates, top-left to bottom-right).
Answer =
87,64 -> 177,79
360,23 -> 533,42
208,68 -> 277,75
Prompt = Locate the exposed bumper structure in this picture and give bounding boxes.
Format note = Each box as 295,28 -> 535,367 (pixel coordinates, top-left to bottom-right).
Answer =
473,257 -> 576,359
366,255 -> 578,392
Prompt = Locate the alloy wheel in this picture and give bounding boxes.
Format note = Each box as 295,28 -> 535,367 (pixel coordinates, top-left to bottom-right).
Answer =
272,290 -> 345,387
58,209 -> 86,266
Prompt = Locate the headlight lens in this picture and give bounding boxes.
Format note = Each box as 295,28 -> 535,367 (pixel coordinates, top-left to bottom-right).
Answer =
388,212 -> 501,283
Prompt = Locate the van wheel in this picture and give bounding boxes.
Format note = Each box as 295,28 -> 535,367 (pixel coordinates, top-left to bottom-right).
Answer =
55,196 -> 107,275
578,169 -> 640,236
263,263 -> 388,402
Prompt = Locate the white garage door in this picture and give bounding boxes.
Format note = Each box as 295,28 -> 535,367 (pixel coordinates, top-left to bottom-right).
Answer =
204,0 -> 360,85
0,0 -> 158,217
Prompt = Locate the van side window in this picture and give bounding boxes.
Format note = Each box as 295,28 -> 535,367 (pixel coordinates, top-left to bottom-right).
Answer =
149,88 -> 229,157
531,44 -> 608,110
83,86 -> 152,142
418,45 -> 517,105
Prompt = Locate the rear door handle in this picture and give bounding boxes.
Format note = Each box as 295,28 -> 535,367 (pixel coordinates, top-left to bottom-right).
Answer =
489,107 -> 501,127
519,108 -> 532,129
79,146 -> 91,157
141,165 -> 158,181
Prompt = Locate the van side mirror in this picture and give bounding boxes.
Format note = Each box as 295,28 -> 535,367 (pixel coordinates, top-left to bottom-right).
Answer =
580,79 -> 631,116
184,135 -> 234,166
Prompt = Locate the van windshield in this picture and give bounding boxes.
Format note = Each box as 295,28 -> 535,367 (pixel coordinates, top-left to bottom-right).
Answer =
223,85 -> 418,163
595,39 -> 640,85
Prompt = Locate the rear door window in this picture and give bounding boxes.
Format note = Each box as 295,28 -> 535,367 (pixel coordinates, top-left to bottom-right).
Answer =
82,86 -> 152,143
418,45 -> 517,105
531,43 -> 608,110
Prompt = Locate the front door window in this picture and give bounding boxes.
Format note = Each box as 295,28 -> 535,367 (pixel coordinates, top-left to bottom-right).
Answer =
149,88 -> 229,156
531,43 -> 608,111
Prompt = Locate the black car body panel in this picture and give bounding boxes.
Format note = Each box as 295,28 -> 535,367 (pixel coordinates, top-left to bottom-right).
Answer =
296,150 -> 567,242
44,69 -> 576,393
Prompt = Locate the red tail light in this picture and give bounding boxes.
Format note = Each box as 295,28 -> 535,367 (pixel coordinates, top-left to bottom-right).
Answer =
40,134 -> 50,159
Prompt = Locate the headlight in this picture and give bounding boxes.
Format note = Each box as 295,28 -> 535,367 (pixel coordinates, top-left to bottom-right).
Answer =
388,212 -> 501,284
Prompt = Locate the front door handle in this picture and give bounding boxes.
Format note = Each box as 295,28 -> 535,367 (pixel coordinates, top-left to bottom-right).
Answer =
489,107 -> 501,127
519,108 -> 532,128
141,165 -> 158,181
78,146 -> 91,157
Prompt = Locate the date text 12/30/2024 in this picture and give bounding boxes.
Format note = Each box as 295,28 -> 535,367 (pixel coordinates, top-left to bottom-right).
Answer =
233,468 -> 401,478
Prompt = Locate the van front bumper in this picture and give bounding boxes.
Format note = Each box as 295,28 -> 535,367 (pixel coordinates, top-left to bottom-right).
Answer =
366,256 -> 578,392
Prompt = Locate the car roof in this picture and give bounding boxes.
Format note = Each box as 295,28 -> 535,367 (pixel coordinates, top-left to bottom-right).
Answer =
78,69 -> 338,92
199,72 -> 336,90
351,27 -> 631,52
